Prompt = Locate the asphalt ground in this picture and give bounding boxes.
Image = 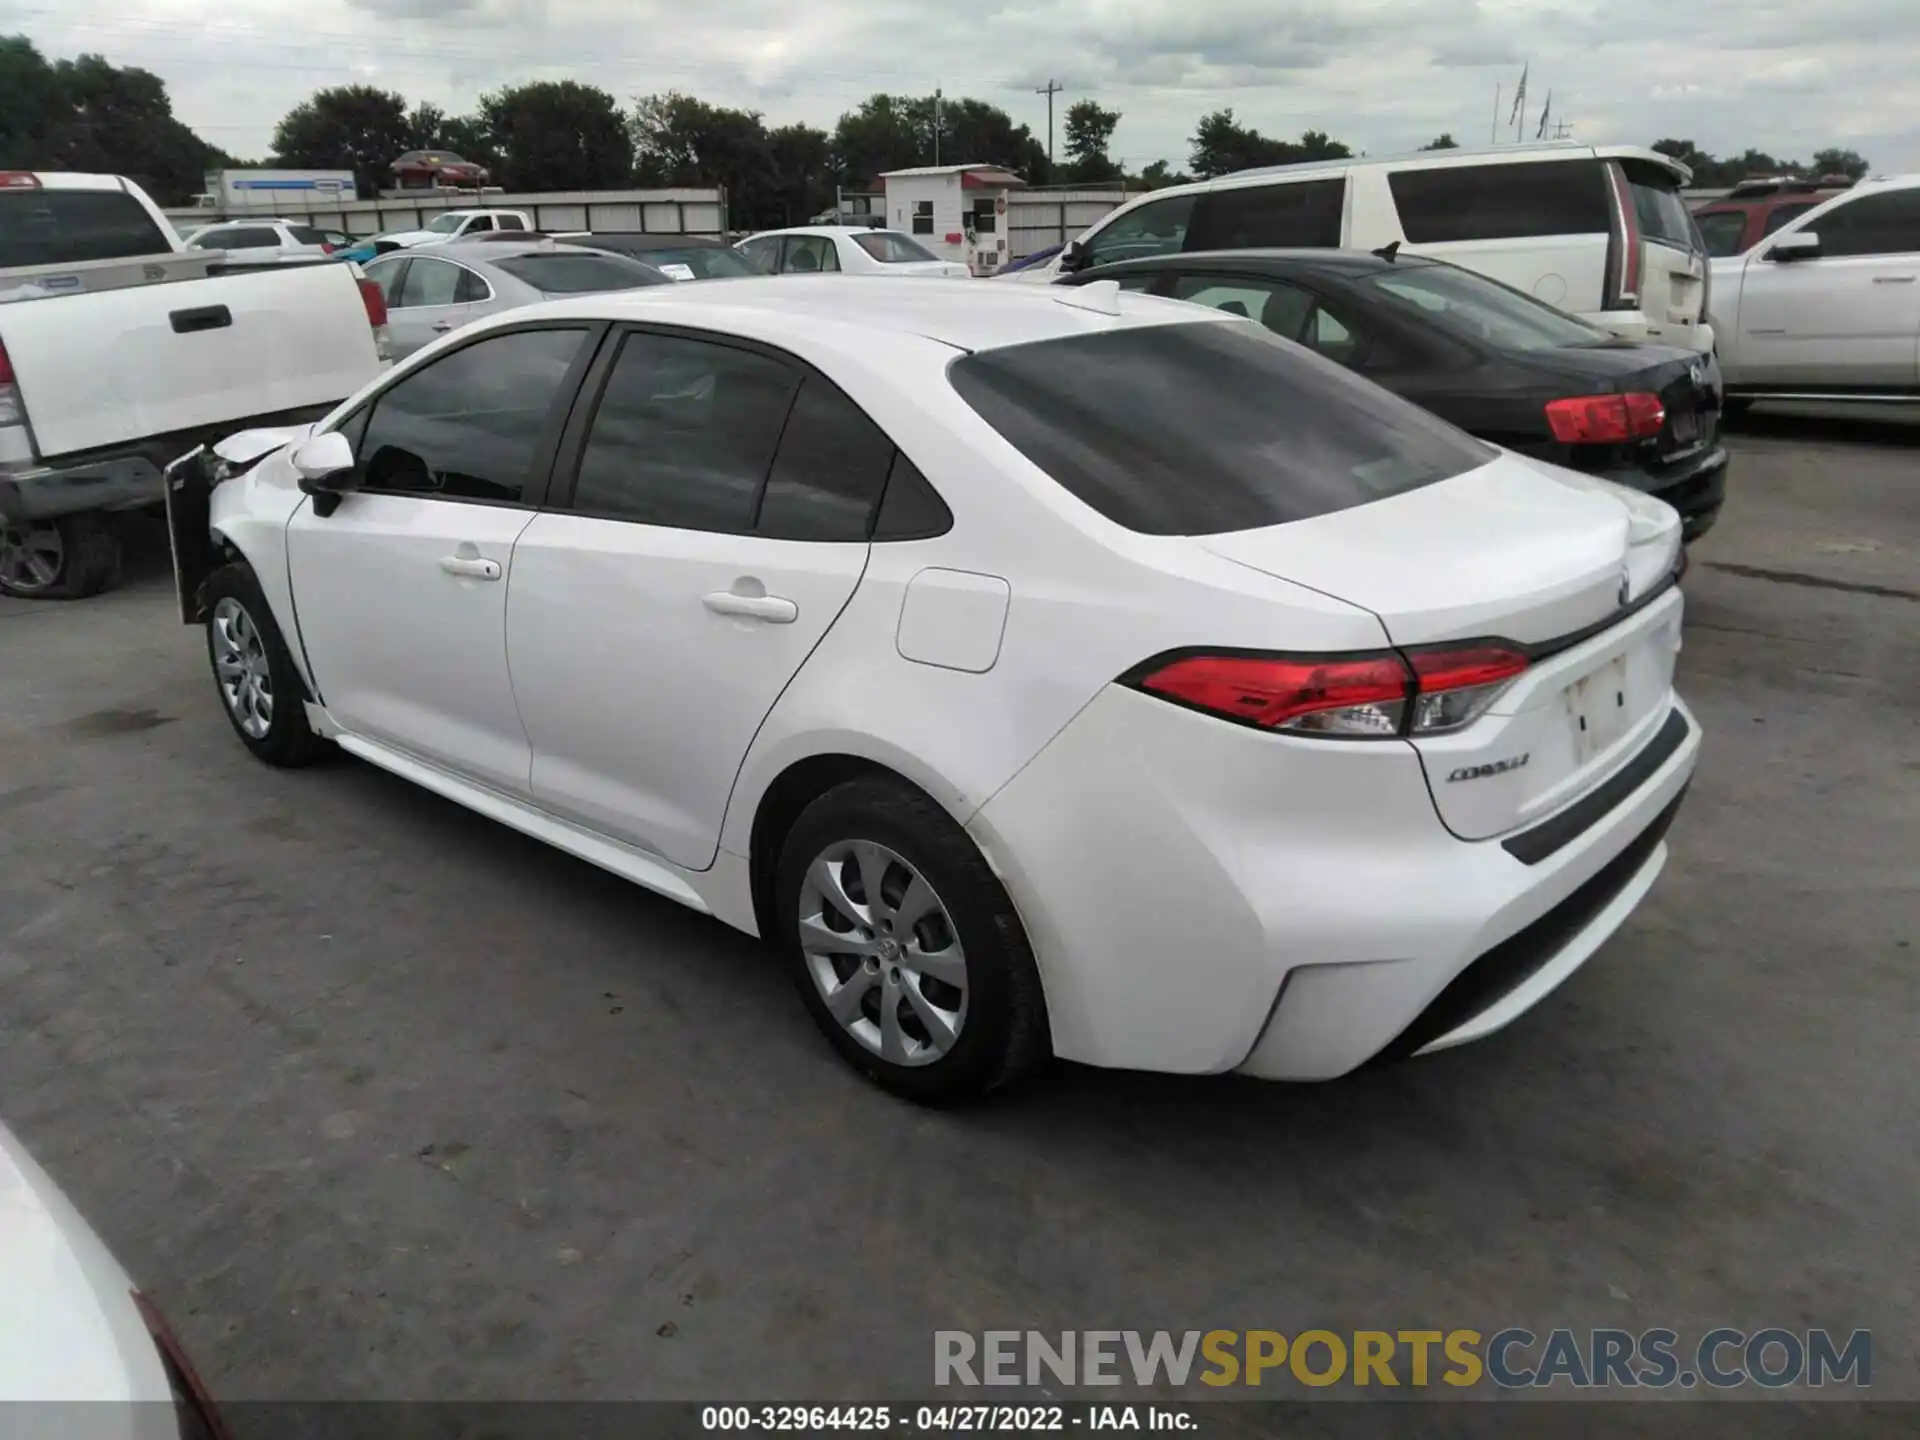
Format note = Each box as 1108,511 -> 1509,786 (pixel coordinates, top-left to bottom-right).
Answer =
0,405 -> 1914,1433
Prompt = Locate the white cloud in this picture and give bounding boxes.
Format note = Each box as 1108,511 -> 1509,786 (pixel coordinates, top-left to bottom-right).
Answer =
3,0 -> 1915,170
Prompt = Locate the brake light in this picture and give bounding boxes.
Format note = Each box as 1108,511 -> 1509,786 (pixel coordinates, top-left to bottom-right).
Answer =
0,171 -> 40,190
355,275 -> 392,363
1129,642 -> 1531,738
0,337 -> 21,429
1544,392 -> 1665,444
1606,162 -> 1642,309
321,242 -> 337,254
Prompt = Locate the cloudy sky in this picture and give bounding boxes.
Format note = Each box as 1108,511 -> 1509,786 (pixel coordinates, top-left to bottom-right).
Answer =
5,0 -> 1918,174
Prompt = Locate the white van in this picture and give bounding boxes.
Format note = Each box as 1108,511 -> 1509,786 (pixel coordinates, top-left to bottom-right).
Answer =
1011,141 -> 1712,352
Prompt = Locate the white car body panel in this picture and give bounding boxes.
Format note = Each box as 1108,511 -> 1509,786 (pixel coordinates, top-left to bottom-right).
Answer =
0,1124 -> 173,1413
1708,176 -> 1920,393
736,226 -> 971,279
377,210 -> 535,250
194,277 -> 1699,1082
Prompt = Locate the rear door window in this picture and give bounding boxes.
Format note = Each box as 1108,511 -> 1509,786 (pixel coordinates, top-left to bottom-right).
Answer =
1167,274 -> 1315,338
738,235 -> 780,271
1810,190 -> 1920,258
1186,179 -> 1345,251
780,235 -> 840,273
1760,202 -> 1819,238
567,332 -> 799,532
949,322 -> 1492,535
755,378 -> 896,541
496,215 -> 527,231
1387,159 -> 1609,242
1620,160 -> 1697,250
397,256 -> 463,307
0,189 -> 170,266
205,226 -> 281,249
491,252 -> 669,293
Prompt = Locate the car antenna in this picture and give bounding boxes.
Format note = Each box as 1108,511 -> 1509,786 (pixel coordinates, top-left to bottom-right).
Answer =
1372,240 -> 1401,263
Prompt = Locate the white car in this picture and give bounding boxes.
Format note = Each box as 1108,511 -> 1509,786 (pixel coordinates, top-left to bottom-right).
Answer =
166,277 -> 1698,1103
181,217 -> 336,263
1,1121 -> 226,1430
1706,173 -> 1920,407
735,225 -> 970,278
372,208 -> 534,252
1004,141 -> 1713,353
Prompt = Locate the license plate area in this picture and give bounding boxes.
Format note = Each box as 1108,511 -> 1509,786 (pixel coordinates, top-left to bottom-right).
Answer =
1670,408 -> 1700,446
1563,654 -> 1634,766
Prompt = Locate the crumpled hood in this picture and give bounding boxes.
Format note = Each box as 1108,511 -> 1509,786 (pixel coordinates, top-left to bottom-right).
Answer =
212,423 -> 316,468
0,1124 -> 171,1406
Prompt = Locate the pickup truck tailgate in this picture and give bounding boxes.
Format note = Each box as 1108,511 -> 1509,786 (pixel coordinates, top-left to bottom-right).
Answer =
0,262 -> 379,459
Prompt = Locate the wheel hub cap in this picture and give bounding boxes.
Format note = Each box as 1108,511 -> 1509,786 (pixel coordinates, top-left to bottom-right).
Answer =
211,596 -> 274,740
797,839 -> 968,1067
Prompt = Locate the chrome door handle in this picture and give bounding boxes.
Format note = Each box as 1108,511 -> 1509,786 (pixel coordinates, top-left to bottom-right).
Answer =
702,590 -> 798,623
439,555 -> 501,580
431,320 -> 457,331
1871,275 -> 1916,284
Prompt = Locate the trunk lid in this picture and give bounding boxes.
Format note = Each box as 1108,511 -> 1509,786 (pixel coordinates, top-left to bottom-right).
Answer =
1199,453 -> 1685,839
1530,342 -> 1723,464
0,261 -> 381,458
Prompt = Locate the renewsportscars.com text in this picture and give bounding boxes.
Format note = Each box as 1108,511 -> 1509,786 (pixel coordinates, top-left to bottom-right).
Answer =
934,1328 -> 1872,1391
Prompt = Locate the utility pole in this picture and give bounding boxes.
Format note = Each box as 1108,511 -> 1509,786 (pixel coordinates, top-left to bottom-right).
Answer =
933,87 -> 942,166
1035,78 -> 1064,167
1552,120 -> 1573,139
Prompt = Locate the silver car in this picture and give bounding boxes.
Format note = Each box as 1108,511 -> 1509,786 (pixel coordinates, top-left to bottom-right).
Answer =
361,239 -> 671,358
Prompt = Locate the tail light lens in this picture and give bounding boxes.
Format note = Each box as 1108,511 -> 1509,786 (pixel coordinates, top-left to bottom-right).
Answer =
355,275 -> 392,363
0,171 -> 40,190
1544,392 -> 1665,444
1129,643 -> 1531,739
1605,161 -> 1643,310
321,242 -> 337,254
0,337 -> 22,428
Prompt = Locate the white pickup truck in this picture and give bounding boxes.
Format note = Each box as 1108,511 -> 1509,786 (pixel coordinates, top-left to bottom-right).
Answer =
370,208 -> 536,253
1,170 -> 391,598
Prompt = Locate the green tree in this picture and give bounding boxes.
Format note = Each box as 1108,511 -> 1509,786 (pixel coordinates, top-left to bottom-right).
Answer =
1190,110 -> 1351,179
273,86 -> 419,198
1138,159 -> 1192,190
828,94 -> 922,187
1421,133 -> 1459,150
831,93 -> 1048,188
632,92 -> 784,227
766,122 -> 835,226
1061,99 -> 1121,183
0,36 -> 65,167
1811,147 -> 1870,181
478,80 -> 630,191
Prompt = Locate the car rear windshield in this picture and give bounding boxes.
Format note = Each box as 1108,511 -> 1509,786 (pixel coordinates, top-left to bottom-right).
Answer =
491,252 -> 670,293
948,322 -> 1493,535
1363,262 -> 1609,352
855,231 -> 939,263
613,244 -> 757,279
0,188 -> 171,268
1621,160 -> 1697,249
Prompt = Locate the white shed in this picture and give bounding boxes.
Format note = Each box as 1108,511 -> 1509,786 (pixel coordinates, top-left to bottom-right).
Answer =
880,164 -> 1029,276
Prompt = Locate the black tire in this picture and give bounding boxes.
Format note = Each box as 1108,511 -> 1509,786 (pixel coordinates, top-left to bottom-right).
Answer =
202,562 -> 328,767
0,512 -> 123,600
774,776 -> 1049,1104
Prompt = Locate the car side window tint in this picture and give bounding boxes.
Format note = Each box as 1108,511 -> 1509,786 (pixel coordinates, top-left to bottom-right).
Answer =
570,332 -> 799,532
1811,191 -> 1920,258
782,235 -> 839,273
1080,195 -> 1196,269
210,227 -> 280,249
354,328 -> 587,504
466,215 -> 493,233
455,266 -> 489,303
1305,306 -> 1360,366
1387,159 -> 1609,242
755,378 -> 895,541
398,258 -> 462,308
1169,275 -> 1315,339
1694,211 -> 1748,257
738,236 -> 779,271
872,453 -> 954,541
1760,203 -> 1817,239
1186,179 -> 1346,251
497,215 -> 526,231
365,258 -> 407,303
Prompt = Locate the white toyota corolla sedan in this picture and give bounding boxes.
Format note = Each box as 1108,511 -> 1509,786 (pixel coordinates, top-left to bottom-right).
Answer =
166,276 -> 1700,1103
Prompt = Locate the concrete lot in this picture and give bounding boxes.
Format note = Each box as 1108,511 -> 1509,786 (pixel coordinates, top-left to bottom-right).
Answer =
0,409 -> 1914,1419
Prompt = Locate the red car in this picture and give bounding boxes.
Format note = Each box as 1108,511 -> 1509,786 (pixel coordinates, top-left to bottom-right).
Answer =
390,149 -> 491,191
1691,175 -> 1855,257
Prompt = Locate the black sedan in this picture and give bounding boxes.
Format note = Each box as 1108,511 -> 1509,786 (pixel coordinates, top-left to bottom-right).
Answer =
1062,249 -> 1728,540
560,232 -> 764,280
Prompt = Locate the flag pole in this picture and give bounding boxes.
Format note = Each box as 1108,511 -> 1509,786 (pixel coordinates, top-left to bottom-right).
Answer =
1491,82 -> 1501,145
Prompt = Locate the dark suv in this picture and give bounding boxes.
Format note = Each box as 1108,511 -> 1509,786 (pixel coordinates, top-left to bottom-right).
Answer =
1691,176 -> 1855,256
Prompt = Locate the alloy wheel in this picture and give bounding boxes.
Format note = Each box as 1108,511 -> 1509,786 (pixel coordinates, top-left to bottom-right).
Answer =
798,839 -> 968,1066
0,521 -> 63,594
211,596 -> 274,739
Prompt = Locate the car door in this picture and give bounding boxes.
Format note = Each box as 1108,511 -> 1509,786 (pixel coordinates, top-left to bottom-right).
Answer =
285,325 -> 597,794
385,255 -> 474,358
780,234 -> 841,273
506,327 -> 893,870
1733,188 -> 1920,389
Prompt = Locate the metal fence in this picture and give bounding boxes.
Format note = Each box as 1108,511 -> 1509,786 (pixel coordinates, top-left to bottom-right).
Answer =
1005,188 -> 1133,259
164,187 -> 729,238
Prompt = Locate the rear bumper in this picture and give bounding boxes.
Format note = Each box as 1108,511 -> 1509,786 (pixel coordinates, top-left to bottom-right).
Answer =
1598,444 -> 1728,542
968,681 -> 1701,1081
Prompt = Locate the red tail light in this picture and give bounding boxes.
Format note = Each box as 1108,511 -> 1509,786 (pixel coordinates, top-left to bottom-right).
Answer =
1606,161 -> 1642,309
1544,392 -> 1665,444
355,275 -> 388,328
0,171 -> 40,190
0,338 -> 14,386
1129,642 -> 1531,739
321,242 -> 337,254
0,337 -> 20,429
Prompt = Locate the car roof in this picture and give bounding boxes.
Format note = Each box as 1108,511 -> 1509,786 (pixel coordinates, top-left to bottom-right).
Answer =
744,225 -> 904,239
580,232 -> 726,249
431,239 -> 616,261
515,274 -> 1223,354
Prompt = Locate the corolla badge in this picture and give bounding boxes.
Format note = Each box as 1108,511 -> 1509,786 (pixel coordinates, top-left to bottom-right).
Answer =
1447,754 -> 1530,783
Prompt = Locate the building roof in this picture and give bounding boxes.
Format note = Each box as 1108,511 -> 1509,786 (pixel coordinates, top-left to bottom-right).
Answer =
882,164 -> 1028,189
